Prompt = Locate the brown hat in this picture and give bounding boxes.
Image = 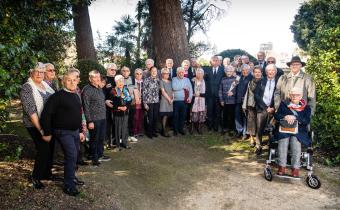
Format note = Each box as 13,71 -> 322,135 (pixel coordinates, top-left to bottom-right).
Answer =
286,56 -> 306,67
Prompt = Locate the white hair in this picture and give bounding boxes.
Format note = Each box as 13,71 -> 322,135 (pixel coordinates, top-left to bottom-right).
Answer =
89,70 -> 100,77
224,65 -> 235,73
145,58 -> 154,65
105,63 -> 117,70
265,64 -> 277,72
114,74 -> 124,82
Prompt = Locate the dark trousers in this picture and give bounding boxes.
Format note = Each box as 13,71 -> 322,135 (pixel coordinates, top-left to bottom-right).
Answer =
128,107 -> 135,136
54,129 -> 79,189
26,127 -> 54,180
146,103 -> 159,135
114,114 -> 129,147
256,110 -> 272,147
106,109 -> 115,146
235,103 -> 247,135
173,101 -> 187,133
222,104 -> 236,130
89,119 -> 106,161
207,97 -> 221,131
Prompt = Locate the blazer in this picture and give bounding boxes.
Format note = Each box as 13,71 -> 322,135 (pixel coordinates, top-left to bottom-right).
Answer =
204,66 -> 224,98
254,77 -> 278,112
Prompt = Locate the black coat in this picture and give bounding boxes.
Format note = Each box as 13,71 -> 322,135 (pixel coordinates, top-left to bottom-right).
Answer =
254,77 -> 278,112
236,74 -> 253,103
204,66 -> 224,98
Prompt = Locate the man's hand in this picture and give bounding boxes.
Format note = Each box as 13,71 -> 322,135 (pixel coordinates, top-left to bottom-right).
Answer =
88,122 -> 94,130
79,133 -> 85,142
227,91 -> 233,96
42,135 -> 52,142
220,102 -> 224,107
267,107 -> 275,113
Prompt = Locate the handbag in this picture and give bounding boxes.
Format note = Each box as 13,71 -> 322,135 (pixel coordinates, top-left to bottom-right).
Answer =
279,119 -> 298,134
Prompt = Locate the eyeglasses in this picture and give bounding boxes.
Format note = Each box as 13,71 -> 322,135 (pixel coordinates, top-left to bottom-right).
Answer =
135,73 -> 142,75
108,69 -> 116,71
267,61 -> 275,64
33,71 -> 45,74
46,69 -> 55,72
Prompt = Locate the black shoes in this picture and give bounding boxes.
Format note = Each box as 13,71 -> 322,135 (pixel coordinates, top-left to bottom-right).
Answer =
32,178 -> 45,189
179,130 -> 186,135
92,160 -> 101,166
152,133 -> 158,137
74,177 -> 85,186
146,134 -> 153,139
63,187 -> 80,196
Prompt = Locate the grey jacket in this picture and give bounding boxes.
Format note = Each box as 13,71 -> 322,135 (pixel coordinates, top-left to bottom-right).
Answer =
274,71 -> 316,114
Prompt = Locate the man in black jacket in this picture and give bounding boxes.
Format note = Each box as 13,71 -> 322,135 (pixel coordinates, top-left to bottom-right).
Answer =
254,64 -> 278,155
41,71 -> 85,196
205,55 -> 225,131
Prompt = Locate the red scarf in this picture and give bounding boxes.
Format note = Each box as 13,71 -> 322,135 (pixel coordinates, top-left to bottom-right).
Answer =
288,99 -> 306,112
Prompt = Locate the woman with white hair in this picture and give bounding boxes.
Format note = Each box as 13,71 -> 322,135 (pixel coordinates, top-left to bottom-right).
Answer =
190,68 -> 206,134
274,87 -> 312,177
20,62 -> 55,189
108,75 -> 132,150
159,68 -> 173,137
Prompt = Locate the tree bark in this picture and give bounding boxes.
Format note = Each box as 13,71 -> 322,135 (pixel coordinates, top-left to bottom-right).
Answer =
149,0 -> 190,67
72,2 -> 97,61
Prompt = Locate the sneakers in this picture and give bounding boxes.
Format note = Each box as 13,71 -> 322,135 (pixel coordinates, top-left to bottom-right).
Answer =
130,136 -> 138,142
277,166 -> 286,176
99,155 -> 111,162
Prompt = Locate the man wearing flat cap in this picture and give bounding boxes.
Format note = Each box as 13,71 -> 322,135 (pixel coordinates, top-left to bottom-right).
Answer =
274,56 -> 316,114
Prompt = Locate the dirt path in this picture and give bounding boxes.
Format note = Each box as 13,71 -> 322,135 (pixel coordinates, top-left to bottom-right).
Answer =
1,132 -> 339,209
76,134 -> 340,210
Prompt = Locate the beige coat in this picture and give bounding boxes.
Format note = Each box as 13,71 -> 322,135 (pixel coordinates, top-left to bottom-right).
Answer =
274,71 -> 316,114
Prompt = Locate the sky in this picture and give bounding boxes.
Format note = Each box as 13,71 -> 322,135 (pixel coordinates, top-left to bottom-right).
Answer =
89,0 -> 306,57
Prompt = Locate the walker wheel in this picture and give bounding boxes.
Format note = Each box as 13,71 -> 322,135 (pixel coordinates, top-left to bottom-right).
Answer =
264,167 -> 273,181
306,175 -> 321,189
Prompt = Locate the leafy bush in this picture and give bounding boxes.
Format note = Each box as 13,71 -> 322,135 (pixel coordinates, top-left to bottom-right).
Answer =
306,27 -> 340,165
218,49 -> 257,63
75,59 -> 106,88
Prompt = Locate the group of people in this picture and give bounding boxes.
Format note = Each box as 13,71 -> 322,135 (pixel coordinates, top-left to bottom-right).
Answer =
20,51 -> 315,196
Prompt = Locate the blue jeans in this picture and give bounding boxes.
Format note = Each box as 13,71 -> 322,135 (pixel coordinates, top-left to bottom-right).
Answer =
54,129 -> 80,189
173,101 -> 187,133
235,103 -> 247,135
89,119 -> 106,161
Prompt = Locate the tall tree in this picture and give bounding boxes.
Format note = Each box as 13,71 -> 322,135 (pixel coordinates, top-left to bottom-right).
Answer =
72,0 -> 97,61
149,0 -> 190,67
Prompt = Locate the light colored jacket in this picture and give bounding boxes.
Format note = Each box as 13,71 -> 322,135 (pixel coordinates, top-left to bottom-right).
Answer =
274,71 -> 316,114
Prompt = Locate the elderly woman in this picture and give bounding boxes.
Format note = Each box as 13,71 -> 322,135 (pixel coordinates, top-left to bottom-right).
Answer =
172,67 -> 193,136
44,63 -> 59,91
132,68 -> 144,138
242,66 -> 262,145
20,62 -> 55,189
104,63 -> 117,149
274,87 -> 311,177
107,75 -> 132,150
219,65 -> 238,135
159,68 -> 173,137
142,66 -> 160,138
190,68 -> 206,134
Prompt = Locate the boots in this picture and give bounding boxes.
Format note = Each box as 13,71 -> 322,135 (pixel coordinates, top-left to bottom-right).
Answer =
277,166 -> 286,175
291,168 -> 300,177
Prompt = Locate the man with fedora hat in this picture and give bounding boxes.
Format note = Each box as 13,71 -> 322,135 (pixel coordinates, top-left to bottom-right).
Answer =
274,56 -> 316,113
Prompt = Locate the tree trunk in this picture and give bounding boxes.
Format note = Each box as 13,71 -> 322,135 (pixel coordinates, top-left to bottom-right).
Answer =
149,0 -> 190,67
72,2 -> 97,61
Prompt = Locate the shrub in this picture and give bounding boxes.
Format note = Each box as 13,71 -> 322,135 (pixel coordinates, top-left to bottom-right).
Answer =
75,59 -> 106,88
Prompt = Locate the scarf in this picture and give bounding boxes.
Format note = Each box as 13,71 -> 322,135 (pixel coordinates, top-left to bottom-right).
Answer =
27,77 -> 55,118
288,99 -> 306,112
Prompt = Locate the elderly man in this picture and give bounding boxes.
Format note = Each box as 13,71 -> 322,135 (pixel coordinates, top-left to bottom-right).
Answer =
189,57 -> 199,78
82,70 -> 110,166
165,58 -> 176,79
205,55 -> 224,131
255,51 -> 267,71
254,64 -> 278,155
266,57 -> 284,79
172,67 -> 193,135
274,56 -> 316,114
44,63 -> 59,91
41,71 -> 85,196
104,63 -> 117,149
235,64 -> 253,139
241,55 -> 250,65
